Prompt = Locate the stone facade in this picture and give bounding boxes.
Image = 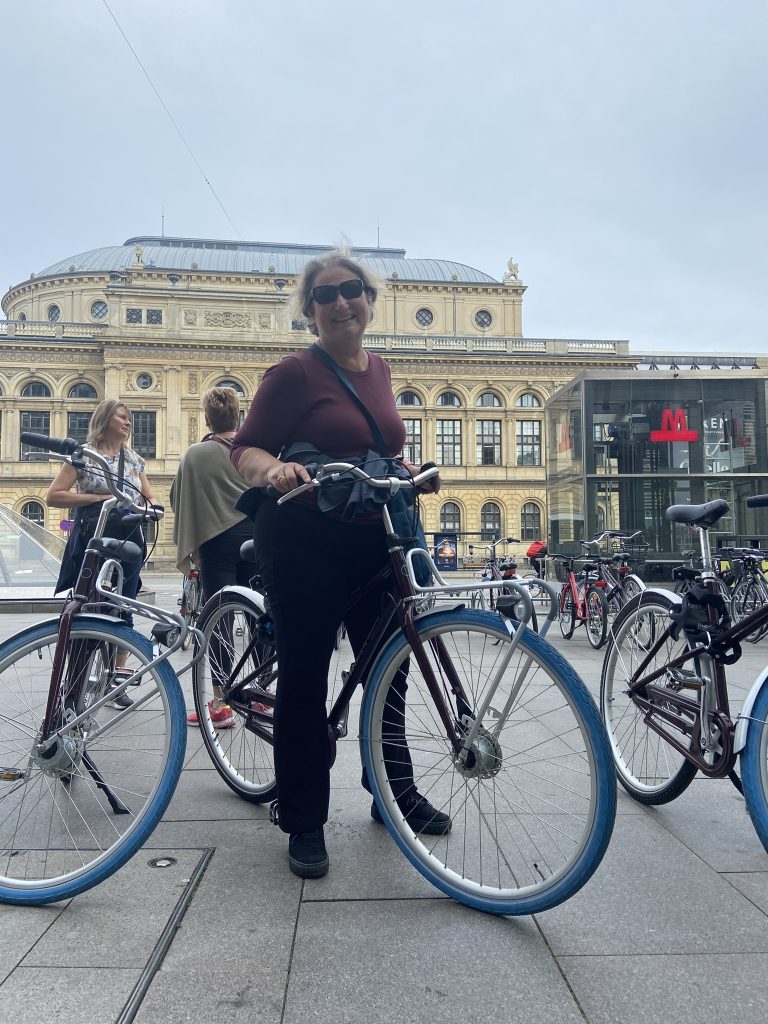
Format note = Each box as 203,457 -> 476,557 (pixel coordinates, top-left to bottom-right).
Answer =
1,238 -> 633,566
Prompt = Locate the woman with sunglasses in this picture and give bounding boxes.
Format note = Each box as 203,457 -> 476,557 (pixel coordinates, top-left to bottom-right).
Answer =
231,251 -> 446,879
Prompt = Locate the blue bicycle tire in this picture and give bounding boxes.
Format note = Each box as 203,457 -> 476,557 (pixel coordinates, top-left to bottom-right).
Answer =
741,679 -> 768,857
0,617 -> 185,905
360,608 -> 616,915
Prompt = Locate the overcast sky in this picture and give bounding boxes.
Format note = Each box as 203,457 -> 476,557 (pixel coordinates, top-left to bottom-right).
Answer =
2,0 -> 766,354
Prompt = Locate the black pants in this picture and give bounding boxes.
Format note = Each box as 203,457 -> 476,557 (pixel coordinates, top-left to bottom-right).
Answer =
198,518 -> 254,602
254,500 -> 413,834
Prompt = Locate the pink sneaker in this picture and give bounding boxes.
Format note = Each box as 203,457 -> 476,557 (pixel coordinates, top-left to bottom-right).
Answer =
187,701 -> 235,729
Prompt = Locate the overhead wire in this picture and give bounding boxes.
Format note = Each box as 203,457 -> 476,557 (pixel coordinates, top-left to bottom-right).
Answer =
100,0 -> 242,240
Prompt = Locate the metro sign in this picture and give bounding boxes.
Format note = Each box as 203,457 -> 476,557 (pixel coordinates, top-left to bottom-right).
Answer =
650,408 -> 698,443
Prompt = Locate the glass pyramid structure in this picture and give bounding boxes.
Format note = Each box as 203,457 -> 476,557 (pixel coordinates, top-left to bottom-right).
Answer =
0,504 -> 65,597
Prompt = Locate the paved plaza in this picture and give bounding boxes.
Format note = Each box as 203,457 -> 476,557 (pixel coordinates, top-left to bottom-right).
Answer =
1,576 -> 768,1023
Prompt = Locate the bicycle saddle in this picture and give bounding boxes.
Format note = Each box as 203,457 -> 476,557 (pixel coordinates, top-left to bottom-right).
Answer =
86,537 -> 143,564
665,499 -> 729,528
240,539 -> 257,562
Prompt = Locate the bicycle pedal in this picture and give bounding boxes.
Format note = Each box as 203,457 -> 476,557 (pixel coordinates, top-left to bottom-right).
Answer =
665,667 -> 704,690
269,800 -> 280,826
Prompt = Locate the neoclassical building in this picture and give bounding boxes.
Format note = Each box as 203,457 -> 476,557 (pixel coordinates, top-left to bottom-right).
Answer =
1,236 -> 634,567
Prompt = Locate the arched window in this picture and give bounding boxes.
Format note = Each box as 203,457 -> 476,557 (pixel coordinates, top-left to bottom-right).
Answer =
216,379 -> 245,397
437,391 -> 462,407
396,391 -> 423,407
516,392 -> 541,408
68,382 -> 98,399
520,502 -> 542,541
47,304 -> 61,323
21,381 -> 51,398
21,501 -> 45,526
480,502 -> 502,541
476,392 -> 501,407
440,501 -> 461,533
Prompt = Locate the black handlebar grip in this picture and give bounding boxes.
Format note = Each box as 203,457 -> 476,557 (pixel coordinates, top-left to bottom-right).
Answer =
746,495 -> 768,509
21,433 -> 79,455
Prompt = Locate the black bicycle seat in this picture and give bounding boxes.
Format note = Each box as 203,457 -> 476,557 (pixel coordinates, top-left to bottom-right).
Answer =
665,499 -> 730,528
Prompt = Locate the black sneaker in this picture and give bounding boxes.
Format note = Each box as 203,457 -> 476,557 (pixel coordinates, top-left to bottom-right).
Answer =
288,827 -> 329,879
371,791 -> 452,835
106,685 -> 133,710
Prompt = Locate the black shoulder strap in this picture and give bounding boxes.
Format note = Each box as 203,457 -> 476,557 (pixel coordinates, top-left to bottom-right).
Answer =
117,447 -> 126,487
309,343 -> 388,455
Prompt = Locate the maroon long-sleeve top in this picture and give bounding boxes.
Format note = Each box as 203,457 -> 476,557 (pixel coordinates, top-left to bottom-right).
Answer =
231,347 -> 406,469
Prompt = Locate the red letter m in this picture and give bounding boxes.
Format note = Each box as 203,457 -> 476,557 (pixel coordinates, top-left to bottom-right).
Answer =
650,409 -> 698,442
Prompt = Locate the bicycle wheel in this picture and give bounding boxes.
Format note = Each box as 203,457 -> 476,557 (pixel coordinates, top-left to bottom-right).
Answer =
731,581 -> 768,643
559,588 -> 576,638
193,594 -> 278,802
600,593 -> 698,804
180,576 -> 200,651
585,585 -> 608,649
0,617 -> 185,905
741,678 -> 768,857
622,574 -> 645,603
360,608 -> 616,915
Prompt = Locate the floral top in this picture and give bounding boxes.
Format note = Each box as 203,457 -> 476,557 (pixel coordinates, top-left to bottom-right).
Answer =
76,446 -> 145,499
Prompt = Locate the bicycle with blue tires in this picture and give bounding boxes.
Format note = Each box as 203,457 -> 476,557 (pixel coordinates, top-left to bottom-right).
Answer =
0,433 -> 199,906
191,460 -> 617,916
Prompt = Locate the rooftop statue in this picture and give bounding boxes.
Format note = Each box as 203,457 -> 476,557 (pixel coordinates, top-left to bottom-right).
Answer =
503,257 -> 520,283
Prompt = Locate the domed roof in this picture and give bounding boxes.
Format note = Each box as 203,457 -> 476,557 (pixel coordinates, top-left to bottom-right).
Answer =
35,236 -> 499,285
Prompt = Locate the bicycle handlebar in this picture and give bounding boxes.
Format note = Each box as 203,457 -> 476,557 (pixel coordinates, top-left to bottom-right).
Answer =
20,432 -> 164,519
276,461 -> 440,506
21,432 -> 80,456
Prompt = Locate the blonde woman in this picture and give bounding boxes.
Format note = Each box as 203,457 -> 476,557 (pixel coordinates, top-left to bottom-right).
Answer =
47,399 -> 158,705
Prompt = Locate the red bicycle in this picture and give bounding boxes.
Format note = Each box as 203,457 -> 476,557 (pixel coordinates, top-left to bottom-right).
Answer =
553,554 -> 609,649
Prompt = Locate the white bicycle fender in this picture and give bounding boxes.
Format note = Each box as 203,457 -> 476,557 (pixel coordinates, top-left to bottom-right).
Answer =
734,665 -> 768,753
210,585 -> 268,615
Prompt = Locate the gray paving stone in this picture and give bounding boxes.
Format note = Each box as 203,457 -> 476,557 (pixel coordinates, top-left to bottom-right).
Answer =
560,952 -> 768,1024
163,765 -> 266,821
723,871 -> 768,914
0,966 -> 141,1024
0,901 -> 64,971
147,817 -> 274,850
640,777 -> 768,871
23,849 -> 205,969
536,814 -> 768,955
284,899 -> 582,1024
135,847 -> 299,1024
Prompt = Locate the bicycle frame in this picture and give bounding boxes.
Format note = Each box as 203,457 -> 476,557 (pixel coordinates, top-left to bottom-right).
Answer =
622,540 -> 768,778
216,471 -> 545,767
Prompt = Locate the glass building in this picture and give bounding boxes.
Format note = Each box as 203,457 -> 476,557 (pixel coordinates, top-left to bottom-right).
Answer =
546,372 -> 768,578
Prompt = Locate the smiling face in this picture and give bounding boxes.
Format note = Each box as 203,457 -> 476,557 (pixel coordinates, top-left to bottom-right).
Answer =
310,265 -> 371,349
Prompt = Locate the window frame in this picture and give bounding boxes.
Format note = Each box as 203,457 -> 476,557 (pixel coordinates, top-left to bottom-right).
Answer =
476,419 -> 502,466
436,419 -> 462,466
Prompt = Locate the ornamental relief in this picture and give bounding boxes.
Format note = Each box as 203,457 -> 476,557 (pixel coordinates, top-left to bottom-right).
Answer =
188,416 -> 198,443
187,373 -> 199,395
183,310 -> 198,327
258,314 -> 271,329
203,310 -> 252,329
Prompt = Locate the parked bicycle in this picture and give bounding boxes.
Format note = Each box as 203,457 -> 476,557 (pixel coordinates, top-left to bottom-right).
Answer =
726,548 -> 768,643
554,554 -> 611,649
469,536 -> 541,631
191,461 -> 616,915
600,495 -> 768,858
178,564 -> 204,650
0,433 -> 197,906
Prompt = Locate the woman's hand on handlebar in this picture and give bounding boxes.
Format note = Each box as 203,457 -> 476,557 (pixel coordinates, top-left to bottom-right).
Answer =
265,460 -> 313,495
403,459 -> 441,494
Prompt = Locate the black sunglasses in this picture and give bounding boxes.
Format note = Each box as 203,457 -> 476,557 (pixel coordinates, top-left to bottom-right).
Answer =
311,278 -> 365,305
